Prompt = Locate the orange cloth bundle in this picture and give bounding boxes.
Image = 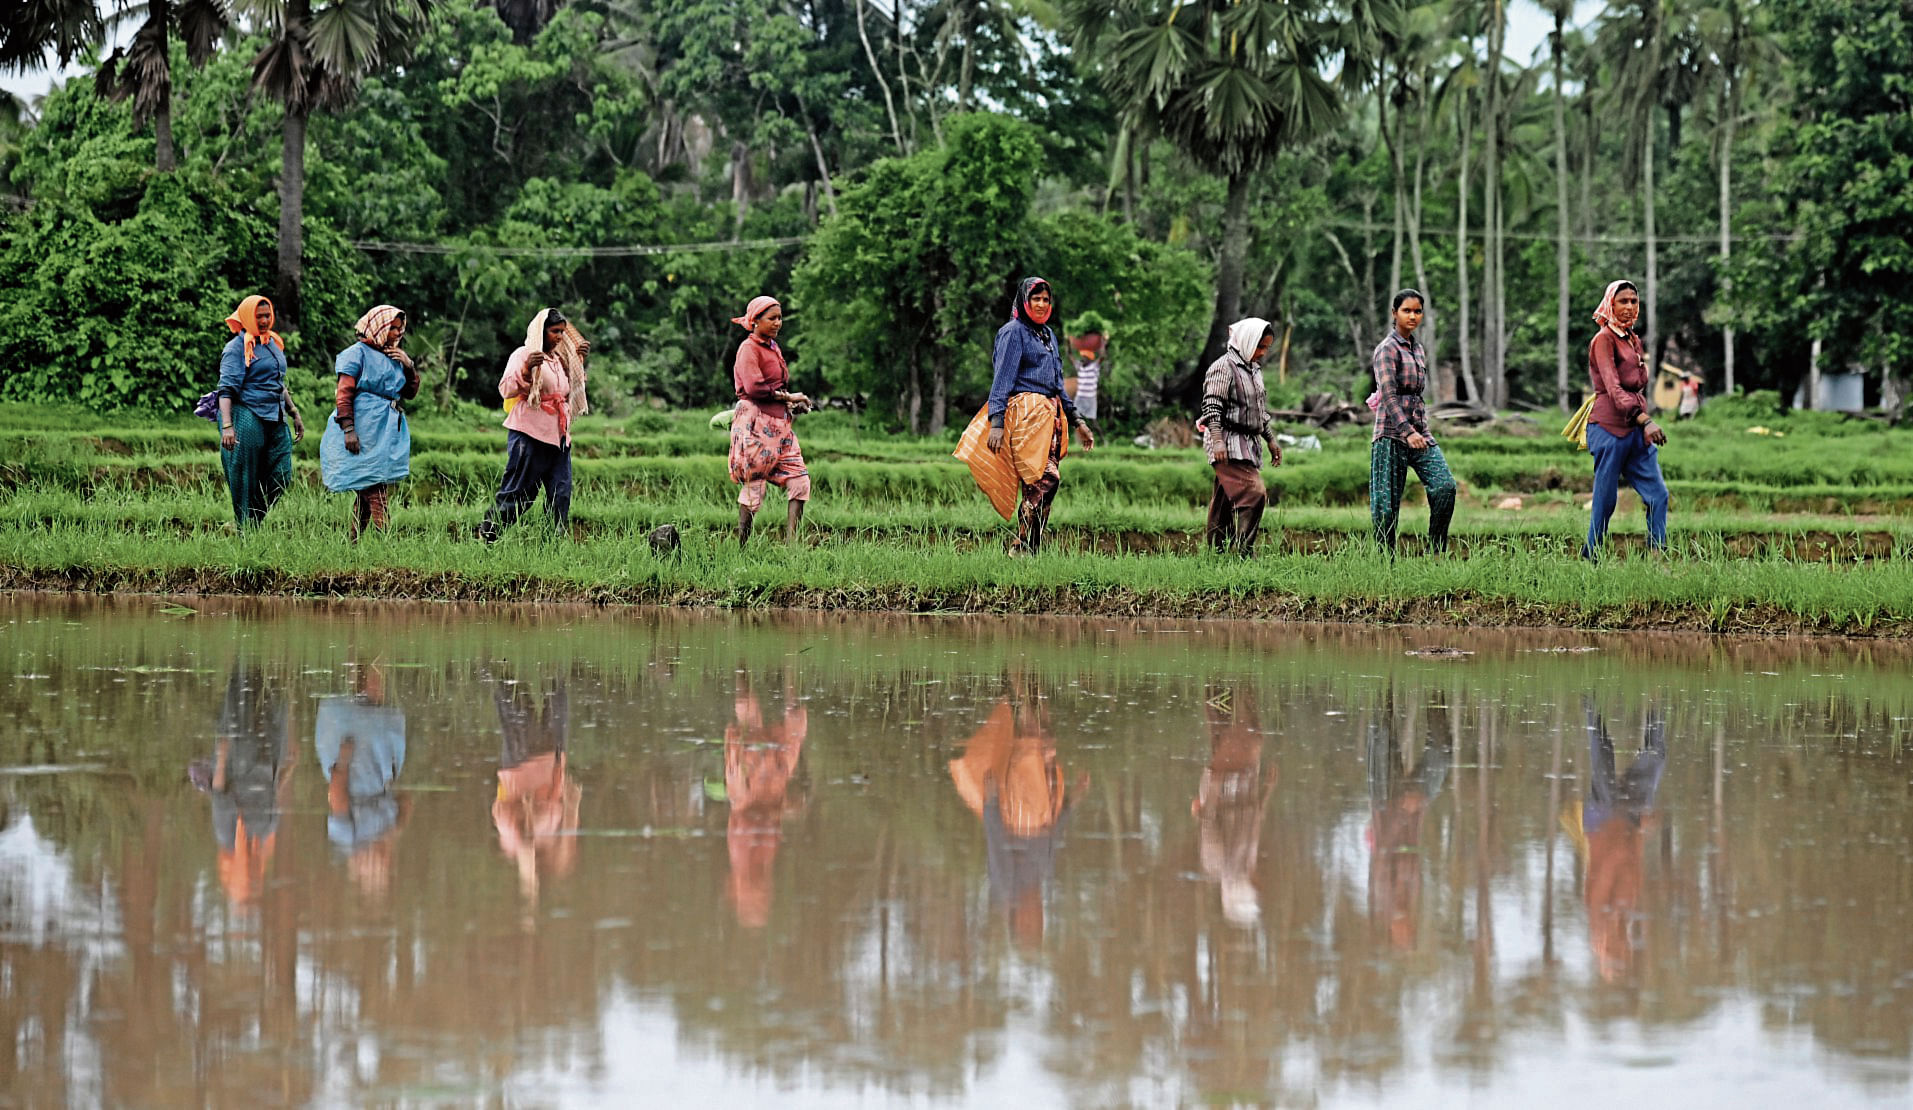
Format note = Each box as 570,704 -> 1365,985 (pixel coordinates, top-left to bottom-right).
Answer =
953,393 -> 1067,521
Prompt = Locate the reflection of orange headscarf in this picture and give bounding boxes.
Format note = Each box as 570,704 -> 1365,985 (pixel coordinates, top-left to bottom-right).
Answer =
225,295 -> 283,367
217,817 -> 275,906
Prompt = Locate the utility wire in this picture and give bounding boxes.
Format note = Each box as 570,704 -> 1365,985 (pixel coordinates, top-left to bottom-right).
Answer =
349,236 -> 805,257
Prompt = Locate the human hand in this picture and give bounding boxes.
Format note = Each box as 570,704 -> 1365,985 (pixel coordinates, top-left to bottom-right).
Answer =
1075,422 -> 1095,450
1406,432 -> 1429,450
986,426 -> 1005,452
292,415 -> 305,443
785,391 -> 811,412
344,429 -> 361,454
221,425 -> 237,450
1270,442 -> 1284,467
575,339 -> 591,357
1646,422 -> 1667,446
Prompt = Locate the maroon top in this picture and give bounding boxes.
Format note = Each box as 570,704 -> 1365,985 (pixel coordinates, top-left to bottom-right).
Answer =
733,336 -> 789,419
1587,328 -> 1649,437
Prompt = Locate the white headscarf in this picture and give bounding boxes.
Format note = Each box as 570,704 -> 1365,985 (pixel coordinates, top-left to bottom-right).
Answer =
521,309 -> 590,416
1226,317 -> 1274,367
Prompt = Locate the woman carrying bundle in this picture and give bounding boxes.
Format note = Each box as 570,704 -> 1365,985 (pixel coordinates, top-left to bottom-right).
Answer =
320,305 -> 420,541
478,308 -> 589,544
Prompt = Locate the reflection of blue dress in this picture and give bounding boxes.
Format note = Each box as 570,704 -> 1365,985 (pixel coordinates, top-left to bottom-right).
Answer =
319,344 -> 412,491
315,696 -> 407,850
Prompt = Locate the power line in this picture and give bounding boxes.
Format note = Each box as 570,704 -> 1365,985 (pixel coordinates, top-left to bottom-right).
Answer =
349,236 -> 805,257
1318,218 -> 1802,246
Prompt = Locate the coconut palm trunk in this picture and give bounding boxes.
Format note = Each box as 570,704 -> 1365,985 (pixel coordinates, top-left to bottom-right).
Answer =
1552,7 -> 1571,411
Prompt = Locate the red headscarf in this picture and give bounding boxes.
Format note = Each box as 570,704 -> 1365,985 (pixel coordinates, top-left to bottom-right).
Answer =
1591,280 -> 1636,335
732,296 -> 780,331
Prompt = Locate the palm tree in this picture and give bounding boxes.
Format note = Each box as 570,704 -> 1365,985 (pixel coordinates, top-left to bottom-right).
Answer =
1061,0 -> 1402,389
244,0 -> 435,326
0,0 -> 103,76
95,0 -> 231,172
1540,0 -> 1574,411
1596,0 -> 1667,370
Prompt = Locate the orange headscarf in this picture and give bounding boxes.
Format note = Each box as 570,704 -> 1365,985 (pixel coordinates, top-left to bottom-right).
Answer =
225,295 -> 283,367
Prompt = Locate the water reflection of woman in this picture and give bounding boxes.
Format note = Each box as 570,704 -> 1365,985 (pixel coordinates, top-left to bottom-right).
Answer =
1575,701 -> 1667,981
1192,686 -> 1276,927
1365,699 -> 1451,950
949,691 -> 1085,948
724,680 -> 808,928
315,664 -> 410,898
491,675 -> 581,902
200,666 -> 296,907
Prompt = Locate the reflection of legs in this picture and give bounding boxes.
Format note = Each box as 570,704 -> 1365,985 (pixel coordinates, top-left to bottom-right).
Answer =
1585,702 -> 1619,809
1370,439 -> 1407,553
1409,445 -> 1456,554
1617,708 -> 1668,813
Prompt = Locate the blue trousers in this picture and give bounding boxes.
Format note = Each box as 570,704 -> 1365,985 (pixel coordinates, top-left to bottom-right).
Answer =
1584,424 -> 1669,558
480,430 -> 571,541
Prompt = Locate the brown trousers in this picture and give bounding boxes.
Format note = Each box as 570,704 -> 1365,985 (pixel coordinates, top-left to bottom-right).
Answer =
1205,460 -> 1268,554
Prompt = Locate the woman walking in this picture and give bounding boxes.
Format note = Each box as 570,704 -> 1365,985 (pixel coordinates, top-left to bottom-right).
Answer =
320,305 -> 420,541
1582,280 -> 1669,559
1199,317 -> 1282,556
215,295 -> 303,529
1369,289 -> 1455,555
478,308 -> 588,544
728,295 -> 812,546
954,277 -> 1095,554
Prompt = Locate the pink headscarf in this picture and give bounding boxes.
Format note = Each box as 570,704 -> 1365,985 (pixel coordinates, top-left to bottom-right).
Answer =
1591,280 -> 1636,333
732,296 -> 780,331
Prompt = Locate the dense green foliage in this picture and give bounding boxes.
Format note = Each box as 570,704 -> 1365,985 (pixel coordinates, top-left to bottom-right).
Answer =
2,0 -> 1909,424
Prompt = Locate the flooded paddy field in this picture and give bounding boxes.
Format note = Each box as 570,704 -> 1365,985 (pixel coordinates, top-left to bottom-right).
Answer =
3,594 -> 1912,1107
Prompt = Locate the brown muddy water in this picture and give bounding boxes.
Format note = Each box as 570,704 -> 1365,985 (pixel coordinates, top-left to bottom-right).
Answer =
4,595 -> 1913,1108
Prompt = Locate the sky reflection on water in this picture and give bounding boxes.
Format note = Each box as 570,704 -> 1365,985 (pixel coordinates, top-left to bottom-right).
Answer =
3,596 -> 1912,1107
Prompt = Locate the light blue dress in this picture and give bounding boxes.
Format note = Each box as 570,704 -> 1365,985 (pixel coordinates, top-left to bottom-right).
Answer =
315,696 -> 407,851
320,344 -> 413,491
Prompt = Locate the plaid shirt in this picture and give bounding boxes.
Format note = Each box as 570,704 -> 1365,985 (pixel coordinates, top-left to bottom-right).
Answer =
1371,331 -> 1433,445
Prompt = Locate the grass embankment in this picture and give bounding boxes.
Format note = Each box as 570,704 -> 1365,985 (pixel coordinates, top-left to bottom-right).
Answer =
3,403 -> 1909,634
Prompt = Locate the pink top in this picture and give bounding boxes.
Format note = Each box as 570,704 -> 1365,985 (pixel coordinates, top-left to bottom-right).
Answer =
499,345 -> 572,447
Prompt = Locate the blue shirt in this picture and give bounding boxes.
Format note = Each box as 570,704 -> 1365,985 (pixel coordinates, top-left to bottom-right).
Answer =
987,319 -> 1080,426
217,334 -> 288,422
